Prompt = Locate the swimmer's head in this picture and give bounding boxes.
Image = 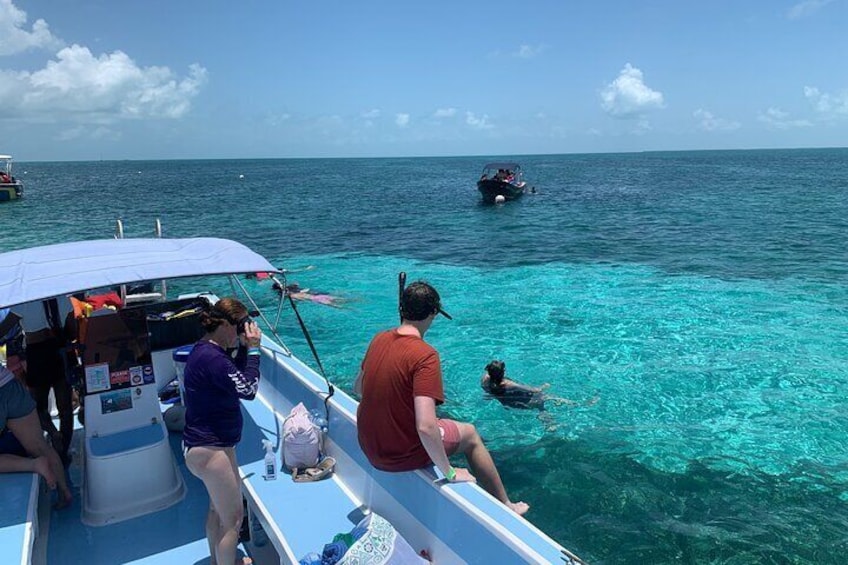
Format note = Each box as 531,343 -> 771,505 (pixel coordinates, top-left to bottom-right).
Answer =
485,360 -> 505,386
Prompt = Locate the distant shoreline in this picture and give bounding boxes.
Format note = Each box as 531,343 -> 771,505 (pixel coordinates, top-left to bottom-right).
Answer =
14,145 -> 848,164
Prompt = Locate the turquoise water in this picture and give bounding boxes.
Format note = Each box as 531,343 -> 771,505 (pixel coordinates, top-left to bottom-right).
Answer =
2,150 -> 847,563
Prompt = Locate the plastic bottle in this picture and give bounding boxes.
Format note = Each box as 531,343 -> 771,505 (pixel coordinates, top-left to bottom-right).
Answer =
262,439 -> 276,481
309,408 -> 329,433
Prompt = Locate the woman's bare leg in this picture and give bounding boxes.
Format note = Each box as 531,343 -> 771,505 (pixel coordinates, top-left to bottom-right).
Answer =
187,446 -> 245,565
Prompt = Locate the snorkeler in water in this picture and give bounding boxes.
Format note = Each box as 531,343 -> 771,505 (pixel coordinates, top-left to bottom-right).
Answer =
272,282 -> 345,308
480,360 -> 599,432
480,360 -> 585,410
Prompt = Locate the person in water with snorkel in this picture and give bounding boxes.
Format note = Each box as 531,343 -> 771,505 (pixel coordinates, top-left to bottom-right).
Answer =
480,360 -> 575,410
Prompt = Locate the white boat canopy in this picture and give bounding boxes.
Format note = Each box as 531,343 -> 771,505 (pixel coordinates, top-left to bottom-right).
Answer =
0,237 -> 280,308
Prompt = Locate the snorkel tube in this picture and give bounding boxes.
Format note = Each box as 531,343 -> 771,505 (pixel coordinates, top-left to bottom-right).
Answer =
398,271 -> 406,323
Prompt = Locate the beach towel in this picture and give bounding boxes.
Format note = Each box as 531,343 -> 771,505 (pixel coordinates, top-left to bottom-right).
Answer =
338,513 -> 429,564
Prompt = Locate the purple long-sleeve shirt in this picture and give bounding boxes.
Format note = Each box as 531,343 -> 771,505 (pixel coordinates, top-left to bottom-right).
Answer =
182,340 -> 260,448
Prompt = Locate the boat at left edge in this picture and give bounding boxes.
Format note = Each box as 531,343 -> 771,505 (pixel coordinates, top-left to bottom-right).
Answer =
0,228 -> 586,565
0,155 -> 24,202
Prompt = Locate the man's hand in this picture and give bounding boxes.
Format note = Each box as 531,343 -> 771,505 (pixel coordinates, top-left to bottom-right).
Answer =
450,466 -> 476,483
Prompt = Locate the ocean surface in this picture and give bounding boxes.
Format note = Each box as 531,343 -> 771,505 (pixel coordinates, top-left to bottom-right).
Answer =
2,149 -> 847,564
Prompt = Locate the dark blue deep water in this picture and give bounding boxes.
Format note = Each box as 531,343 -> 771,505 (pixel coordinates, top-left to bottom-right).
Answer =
3,149 -> 848,564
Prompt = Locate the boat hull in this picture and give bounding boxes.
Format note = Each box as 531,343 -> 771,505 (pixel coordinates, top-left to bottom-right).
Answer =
0,181 -> 23,201
477,179 -> 525,202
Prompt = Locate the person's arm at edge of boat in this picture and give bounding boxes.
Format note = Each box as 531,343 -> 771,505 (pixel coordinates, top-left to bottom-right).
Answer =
414,395 -> 474,483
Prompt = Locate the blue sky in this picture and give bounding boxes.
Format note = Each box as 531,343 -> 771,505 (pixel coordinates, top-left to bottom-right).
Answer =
1,0 -> 847,160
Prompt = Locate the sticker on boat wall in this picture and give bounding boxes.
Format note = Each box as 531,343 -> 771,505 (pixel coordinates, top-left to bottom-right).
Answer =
85,363 -> 111,393
130,366 -> 144,386
142,364 -> 155,384
110,370 -> 130,388
100,389 -> 133,414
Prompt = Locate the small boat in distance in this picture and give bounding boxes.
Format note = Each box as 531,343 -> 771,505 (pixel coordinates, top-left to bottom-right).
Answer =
477,162 -> 529,203
0,154 -> 24,201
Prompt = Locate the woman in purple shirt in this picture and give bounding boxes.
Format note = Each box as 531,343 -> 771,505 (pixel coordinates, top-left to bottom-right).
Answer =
183,297 -> 261,565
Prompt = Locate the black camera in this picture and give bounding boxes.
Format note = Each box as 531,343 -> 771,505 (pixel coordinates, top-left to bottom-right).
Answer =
236,310 -> 259,334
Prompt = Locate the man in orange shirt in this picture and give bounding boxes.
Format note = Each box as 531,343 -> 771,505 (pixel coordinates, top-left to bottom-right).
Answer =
355,281 -> 528,515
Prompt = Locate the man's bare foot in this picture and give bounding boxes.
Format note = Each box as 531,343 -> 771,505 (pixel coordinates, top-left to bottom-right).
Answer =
508,501 -> 530,515
32,456 -> 57,489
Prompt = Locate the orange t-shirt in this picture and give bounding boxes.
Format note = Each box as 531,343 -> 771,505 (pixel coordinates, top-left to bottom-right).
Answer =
356,329 -> 444,471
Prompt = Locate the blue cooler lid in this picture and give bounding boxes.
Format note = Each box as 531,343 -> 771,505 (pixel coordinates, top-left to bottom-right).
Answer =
173,344 -> 195,362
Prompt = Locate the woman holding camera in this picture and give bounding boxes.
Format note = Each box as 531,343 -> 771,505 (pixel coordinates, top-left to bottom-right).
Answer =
183,297 -> 262,565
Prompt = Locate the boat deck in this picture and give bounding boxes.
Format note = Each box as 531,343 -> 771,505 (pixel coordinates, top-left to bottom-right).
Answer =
41,391 -> 365,565
45,429 -> 252,565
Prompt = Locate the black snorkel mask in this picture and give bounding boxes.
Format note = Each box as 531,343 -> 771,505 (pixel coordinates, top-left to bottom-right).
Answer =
214,309 -> 259,335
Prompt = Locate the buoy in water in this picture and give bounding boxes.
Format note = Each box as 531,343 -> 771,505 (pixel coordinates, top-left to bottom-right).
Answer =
494,195 -> 506,204
239,174 -> 244,179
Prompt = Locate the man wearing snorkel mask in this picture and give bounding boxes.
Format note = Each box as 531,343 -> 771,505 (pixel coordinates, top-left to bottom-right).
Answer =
354,281 -> 529,516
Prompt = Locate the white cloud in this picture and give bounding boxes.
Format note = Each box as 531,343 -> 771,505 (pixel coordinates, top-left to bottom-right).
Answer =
804,86 -> 848,118
361,108 -> 380,119
787,0 -> 833,20
693,108 -> 740,131
514,44 -> 545,59
433,107 -> 456,118
0,2 -> 206,122
601,63 -> 664,118
56,125 -> 116,141
0,44 -> 207,121
264,113 -> 290,127
0,0 -> 63,56
465,111 -> 493,129
25,45 -> 206,119
395,113 -> 409,127
757,107 -> 812,129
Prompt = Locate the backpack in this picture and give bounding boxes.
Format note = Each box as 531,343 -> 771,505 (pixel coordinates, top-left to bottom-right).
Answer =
282,402 -> 321,471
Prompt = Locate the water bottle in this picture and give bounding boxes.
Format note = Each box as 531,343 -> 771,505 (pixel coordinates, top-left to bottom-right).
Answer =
309,409 -> 328,433
262,439 -> 276,481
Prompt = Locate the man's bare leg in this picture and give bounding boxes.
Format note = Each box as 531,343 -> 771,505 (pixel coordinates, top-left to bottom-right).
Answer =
455,421 -> 529,515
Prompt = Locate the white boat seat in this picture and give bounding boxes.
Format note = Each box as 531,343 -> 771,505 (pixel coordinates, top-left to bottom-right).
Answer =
87,423 -> 165,457
81,387 -> 186,526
